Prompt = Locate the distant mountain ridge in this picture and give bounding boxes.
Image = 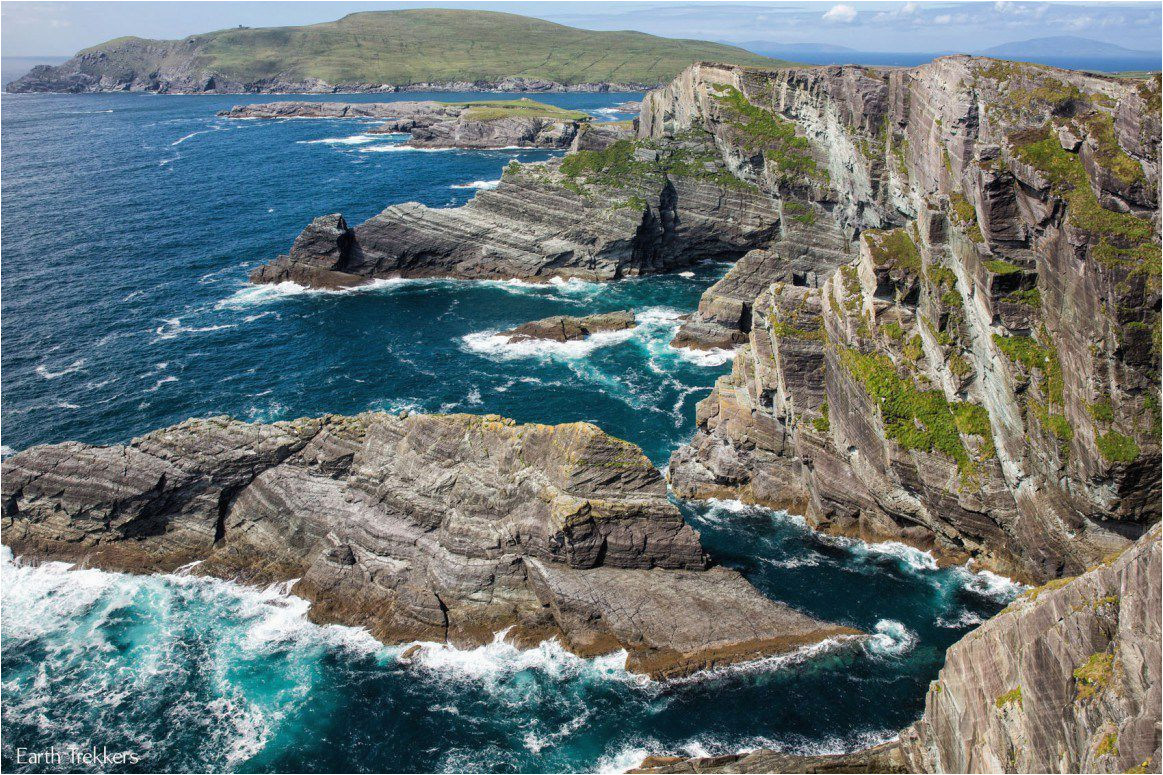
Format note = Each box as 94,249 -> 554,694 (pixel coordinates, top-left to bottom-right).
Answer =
4,8 -> 789,94
980,35 -> 1157,59
737,34 -> 1159,72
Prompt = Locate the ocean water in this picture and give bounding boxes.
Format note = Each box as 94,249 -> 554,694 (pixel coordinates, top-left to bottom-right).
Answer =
1,90 -> 1021,773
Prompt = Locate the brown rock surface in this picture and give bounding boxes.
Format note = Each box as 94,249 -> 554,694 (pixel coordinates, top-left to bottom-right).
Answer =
0,413 -> 856,679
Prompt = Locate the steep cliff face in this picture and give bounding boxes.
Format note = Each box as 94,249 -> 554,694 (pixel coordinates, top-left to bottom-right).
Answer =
633,525 -> 1161,774
656,59 -> 1160,583
0,413 -> 855,679
900,524 -> 1161,774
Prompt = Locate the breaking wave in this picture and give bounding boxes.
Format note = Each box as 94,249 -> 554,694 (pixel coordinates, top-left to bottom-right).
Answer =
450,178 -> 501,190
296,134 -> 379,145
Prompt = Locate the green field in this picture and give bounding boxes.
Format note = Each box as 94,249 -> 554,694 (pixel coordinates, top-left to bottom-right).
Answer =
80,9 -> 790,87
443,98 -> 591,121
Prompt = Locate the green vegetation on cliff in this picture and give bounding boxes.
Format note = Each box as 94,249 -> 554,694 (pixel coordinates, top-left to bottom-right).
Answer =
838,347 -> 994,479
556,132 -> 755,195
709,85 -> 823,181
864,228 -> 921,274
1010,125 -> 1159,284
67,9 -> 790,88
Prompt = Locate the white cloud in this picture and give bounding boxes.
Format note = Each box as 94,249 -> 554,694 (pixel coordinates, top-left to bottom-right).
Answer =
823,4 -> 858,23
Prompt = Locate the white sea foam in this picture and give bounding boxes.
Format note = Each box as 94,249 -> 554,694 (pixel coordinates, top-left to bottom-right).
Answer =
215,278 -> 406,308
35,358 -> 86,380
361,143 -> 544,153
450,178 -> 501,190
523,709 -> 592,753
820,534 -> 939,573
359,144 -> 455,153
153,318 -> 237,341
145,375 -> 179,392
936,609 -> 986,629
678,271 -> 696,278
405,628 -> 638,687
461,327 -> 637,361
297,134 -> 379,145
596,741 -> 664,773
0,547 -> 387,770
863,619 -> 918,658
672,345 -> 739,367
0,445 -> 15,457
172,130 -> 207,146
956,566 -> 1026,601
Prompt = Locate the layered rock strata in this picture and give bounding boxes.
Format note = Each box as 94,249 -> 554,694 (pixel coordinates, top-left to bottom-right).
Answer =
500,310 -> 636,342
220,99 -> 588,149
654,59 -> 1160,583
250,129 -> 780,287
634,525 -> 1161,774
0,412 -> 856,679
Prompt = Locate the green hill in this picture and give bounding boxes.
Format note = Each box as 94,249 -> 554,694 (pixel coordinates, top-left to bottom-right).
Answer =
10,9 -> 791,93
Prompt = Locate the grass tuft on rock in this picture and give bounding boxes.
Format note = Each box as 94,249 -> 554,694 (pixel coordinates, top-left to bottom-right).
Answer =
995,686 -> 1023,709
1096,431 -> 1140,463
1073,652 -> 1114,701
838,347 -> 994,480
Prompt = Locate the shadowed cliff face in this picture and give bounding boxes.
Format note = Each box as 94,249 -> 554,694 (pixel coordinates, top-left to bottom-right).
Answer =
653,58 -> 1160,585
0,413 -> 856,680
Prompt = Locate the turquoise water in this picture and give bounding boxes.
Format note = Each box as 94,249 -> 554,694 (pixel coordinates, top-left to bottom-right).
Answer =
0,91 -> 1020,773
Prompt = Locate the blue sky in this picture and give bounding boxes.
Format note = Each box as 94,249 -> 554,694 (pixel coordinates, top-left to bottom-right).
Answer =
2,1 -> 1161,56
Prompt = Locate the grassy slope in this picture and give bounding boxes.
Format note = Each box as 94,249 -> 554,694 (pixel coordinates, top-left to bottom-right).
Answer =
81,8 -> 789,86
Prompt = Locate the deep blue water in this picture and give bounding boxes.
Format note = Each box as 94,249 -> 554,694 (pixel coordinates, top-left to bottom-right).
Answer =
1,91 -> 1020,773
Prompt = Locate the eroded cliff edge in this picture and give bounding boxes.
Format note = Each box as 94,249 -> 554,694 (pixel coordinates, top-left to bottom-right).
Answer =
632,524 -> 1161,774
0,412 -> 856,679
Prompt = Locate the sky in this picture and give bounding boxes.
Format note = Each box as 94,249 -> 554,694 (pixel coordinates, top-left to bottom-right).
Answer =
2,0 -> 1161,57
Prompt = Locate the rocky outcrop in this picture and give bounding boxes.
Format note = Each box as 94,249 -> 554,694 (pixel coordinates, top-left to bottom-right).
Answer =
658,60 -> 1160,584
0,412 -> 857,679
635,525 -> 1161,774
250,129 -> 780,287
500,310 -> 636,342
220,99 -> 589,149
570,121 -> 638,152
217,100 -> 458,120
631,741 -> 908,773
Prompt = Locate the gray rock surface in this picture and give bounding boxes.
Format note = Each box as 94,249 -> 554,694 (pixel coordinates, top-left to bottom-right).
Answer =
501,310 -> 637,342
220,99 -> 587,149
0,413 -> 857,679
250,129 -> 780,286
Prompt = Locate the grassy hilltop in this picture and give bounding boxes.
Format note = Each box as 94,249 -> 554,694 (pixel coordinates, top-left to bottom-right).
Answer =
79,8 -> 789,87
